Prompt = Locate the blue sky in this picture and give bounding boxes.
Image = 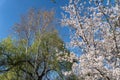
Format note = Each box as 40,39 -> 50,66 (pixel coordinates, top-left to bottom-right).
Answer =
0,0 -> 70,42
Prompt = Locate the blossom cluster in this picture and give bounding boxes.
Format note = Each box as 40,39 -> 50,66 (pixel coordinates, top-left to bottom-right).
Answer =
62,0 -> 120,79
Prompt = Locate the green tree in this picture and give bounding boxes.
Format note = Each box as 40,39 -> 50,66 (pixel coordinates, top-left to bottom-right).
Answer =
0,9 -> 71,80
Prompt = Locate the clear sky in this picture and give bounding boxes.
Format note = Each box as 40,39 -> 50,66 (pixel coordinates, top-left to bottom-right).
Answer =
0,0 -> 70,42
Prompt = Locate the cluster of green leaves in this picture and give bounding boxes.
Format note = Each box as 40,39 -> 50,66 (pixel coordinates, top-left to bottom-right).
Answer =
0,8 -> 76,80
0,31 -> 75,80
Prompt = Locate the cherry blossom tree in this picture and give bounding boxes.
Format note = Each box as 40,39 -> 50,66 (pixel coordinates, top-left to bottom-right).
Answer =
61,0 -> 120,80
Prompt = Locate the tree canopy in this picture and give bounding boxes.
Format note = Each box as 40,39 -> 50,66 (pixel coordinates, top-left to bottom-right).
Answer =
62,0 -> 120,80
0,9 -> 73,80
1,0 -> 120,80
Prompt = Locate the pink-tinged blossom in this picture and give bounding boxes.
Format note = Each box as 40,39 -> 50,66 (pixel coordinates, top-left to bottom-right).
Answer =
61,0 -> 120,79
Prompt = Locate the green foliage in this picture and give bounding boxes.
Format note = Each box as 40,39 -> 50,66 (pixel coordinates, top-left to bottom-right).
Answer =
0,31 -> 70,80
0,9 -> 72,80
59,61 -> 73,72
